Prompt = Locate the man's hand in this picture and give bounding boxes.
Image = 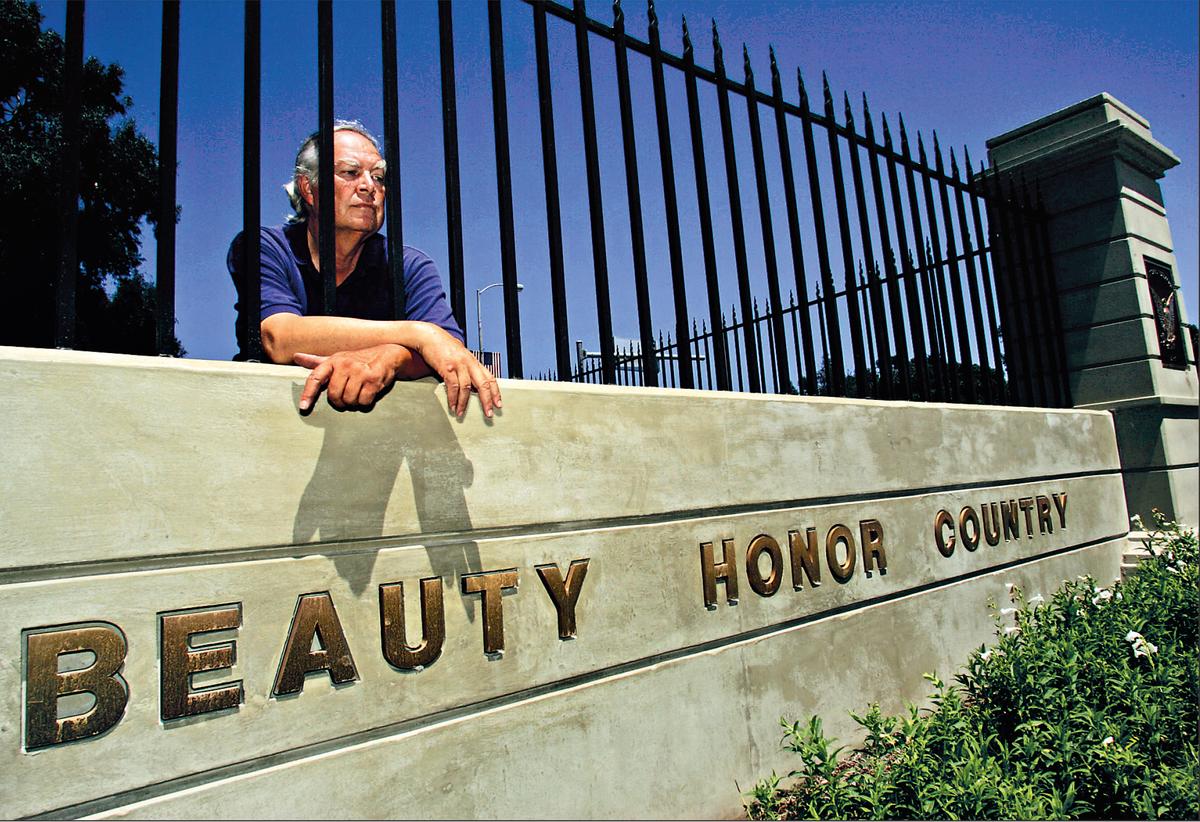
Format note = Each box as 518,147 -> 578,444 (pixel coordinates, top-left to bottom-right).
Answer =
295,344 -> 406,412
411,325 -> 503,419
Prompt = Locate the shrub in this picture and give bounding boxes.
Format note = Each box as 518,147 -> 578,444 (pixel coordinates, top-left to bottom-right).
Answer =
747,514 -> 1199,820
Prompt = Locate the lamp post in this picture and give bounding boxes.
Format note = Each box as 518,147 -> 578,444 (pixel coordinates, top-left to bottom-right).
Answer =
475,281 -> 524,355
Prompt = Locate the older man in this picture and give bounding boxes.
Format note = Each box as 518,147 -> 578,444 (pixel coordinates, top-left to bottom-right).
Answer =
229,121 -> 499,418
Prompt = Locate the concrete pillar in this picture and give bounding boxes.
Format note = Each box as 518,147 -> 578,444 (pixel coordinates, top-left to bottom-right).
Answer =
986,93 -> 1198,526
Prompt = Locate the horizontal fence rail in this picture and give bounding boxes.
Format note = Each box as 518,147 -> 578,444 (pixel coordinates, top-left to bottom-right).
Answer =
48,0 -> 1074,408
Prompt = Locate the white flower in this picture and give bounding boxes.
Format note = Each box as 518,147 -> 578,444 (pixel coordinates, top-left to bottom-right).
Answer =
1102,736 -> 1114,746
1130,514 -> 1144,530
1004,626 -> 1020,636
1001,607 -> 1018,616
979,650 -> 992,662
1092,590 -> 1113,605
1115,592 -> 1123,601
1028,594 -> 1045,606
1126,631 -> 1158,658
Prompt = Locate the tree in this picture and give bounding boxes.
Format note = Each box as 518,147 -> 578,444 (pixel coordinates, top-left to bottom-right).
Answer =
0,0 -> 183,355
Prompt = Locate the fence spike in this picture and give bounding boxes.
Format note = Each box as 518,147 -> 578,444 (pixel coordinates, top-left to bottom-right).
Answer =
711,18 -> 723,70
843,91 -> 855,127
821,71 -> 834,112
899,113 -> 911,153
647,0 -> 658,32
881,111 -> 893,147
681,15 -> 692,55
861,91 -> 872,123
613,0 -> 623,26
743,43 -> 752,82
963,145 -> 974,182
917,131 -> 928,164
950,147 -> 961,180
933,132 -> 946,173
796,67 -> 809,108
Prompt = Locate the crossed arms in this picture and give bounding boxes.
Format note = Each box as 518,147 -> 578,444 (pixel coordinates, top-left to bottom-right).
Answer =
261,313 -> 502,418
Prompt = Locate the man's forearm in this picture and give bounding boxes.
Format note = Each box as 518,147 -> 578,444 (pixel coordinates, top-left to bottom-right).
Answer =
261,313 -> 443,364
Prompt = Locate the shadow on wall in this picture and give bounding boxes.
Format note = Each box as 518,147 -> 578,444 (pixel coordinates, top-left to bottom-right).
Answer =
291,379 -> 482,621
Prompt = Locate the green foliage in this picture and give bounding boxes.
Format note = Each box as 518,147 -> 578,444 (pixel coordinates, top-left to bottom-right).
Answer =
0,0 -> 182,355
747,515 -> 1200,820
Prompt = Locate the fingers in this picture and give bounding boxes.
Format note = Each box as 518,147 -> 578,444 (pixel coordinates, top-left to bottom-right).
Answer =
467,361 -> 499,418
444,367 -> 463,418
293,352 -> 328,369
326,366 -> 351,410
298,360 -> 333,412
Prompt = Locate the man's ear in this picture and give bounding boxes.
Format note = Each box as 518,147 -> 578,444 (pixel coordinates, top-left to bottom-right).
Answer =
298,175 -> 315,208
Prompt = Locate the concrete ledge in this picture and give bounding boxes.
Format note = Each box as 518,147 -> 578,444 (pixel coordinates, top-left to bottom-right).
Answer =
0,347 -> 1131,818
1122,465 -> 1199,526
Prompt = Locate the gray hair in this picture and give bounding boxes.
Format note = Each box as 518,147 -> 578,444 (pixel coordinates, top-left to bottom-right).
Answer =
283,120 -> 383,224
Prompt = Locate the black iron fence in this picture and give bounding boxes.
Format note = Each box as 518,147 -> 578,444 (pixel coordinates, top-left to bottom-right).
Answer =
51,0 -> 1076,407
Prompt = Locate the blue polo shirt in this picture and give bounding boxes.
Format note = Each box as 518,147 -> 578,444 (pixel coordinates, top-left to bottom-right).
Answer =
228,222 -> 463,360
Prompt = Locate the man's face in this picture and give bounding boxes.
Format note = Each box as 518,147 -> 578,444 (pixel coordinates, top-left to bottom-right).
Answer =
302,130 -> 386,236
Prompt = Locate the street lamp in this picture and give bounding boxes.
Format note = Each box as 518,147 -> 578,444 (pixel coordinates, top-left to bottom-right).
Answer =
475,281 -> 524,355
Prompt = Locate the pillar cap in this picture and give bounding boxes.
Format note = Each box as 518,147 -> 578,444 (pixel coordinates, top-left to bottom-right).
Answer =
986,93 -> 1179,179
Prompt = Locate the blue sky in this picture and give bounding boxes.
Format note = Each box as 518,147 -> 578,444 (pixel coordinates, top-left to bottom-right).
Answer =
40,0 -> 1199,374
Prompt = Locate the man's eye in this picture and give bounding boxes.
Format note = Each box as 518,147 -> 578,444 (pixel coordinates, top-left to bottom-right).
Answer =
372,175 -> 386,185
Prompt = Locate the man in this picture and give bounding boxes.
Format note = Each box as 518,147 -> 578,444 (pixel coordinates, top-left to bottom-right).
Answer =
229,120 -> 500,418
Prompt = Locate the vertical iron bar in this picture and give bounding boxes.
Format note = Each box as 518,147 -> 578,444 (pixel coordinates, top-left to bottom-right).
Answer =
156,0 -> 180,353
317,0 -> 335,314
755,297 -> 771,391
613,0 -> 657,385
438,1 -> 466,331
533,1 -> 572,380
816,286 -> 830,391
573,0 -> 614,383
950,149 -> 993,403
488,0 -> 523,376
380,0 -> 406,320
743,46 -> 789,393
712,26 -> 760,393
966,151 -> 1007,403
700,320 -> 714,389
648,0 -> 693,388
899,118 -> 944,399
863,98 -> 910,398
821,75 -> 868,394
797,71 -> 844,395
241,0 -> 262,361
788,292 -> 803,392
844,94 -> 891,398
682,18 -> 730,391
918,134 -> 959,401
859,268 -> 876,392
770,50 -> 817,395
731,308 -> 744,391
880,115 -> 925,400
55,0 -> 85,348
933,136 -> 976,402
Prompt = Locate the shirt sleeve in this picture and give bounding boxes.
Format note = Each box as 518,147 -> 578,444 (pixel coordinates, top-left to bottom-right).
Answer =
226,227 -> 307,323
402,247 -> 465,345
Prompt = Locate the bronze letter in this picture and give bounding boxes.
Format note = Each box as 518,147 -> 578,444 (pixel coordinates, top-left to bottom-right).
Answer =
699,539 -> 739,608
1052,492 -> 1069,529
859,519 -> 887,574
25,623 -> 129,750
959,506 -> 981,551
788,528 -> 822,590
379,578 -> 445,670
1036,495 -> 1054,534
536,559 -> 590,639
745,535 -> 784,597
272,593 -> 359,697
935,509 -> 956,557
1018,497 -> 1036,537
461,569 -> 519,655
160,605 -> 243,721
825,524 -> 857,583
1000,499 -> 1021,541
980,502 -> 1001,546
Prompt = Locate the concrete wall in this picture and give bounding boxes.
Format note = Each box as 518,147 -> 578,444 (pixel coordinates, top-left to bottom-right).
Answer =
0,347 -> 1128,819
